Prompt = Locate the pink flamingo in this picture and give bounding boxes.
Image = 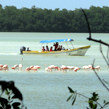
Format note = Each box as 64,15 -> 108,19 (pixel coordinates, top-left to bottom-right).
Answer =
26,67 -> 31,71
88,65 -> 101,72
57,67 -> 62,71
0,64 -> 3,71
19,58 -> 23,71
19,64 -> 23,71
94,66 -> 101,71
82,66 -> 90,71
3,64 -> 9,71
33,65 -> 41,69
47,65 -> 54,72
48,65 -> 59,71
45,64 -> 53,72
88,65 -> 94,70
61,65 -> 69,72
49,65 -> 59,71
67,66 -> 75,71
45,67 -> 49,72
11,64 -> 19,70
29,65 -> 41,71
0,67 -> 3,71
73,68 -> 78,72
30,67 -> 38,71
26,66 -> 38,72
0,64 -> 3,68
30,65 -> 34,69
73,67 -> 81,72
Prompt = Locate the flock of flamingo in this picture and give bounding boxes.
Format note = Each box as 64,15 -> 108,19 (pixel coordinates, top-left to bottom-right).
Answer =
44,64 -> 101,72
0,63 -> 101,73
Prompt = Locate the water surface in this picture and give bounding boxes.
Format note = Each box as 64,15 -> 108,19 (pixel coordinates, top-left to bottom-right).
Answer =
0,32 -> 109,109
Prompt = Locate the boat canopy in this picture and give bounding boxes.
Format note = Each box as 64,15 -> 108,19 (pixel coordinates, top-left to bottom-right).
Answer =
40,39 -> 74,43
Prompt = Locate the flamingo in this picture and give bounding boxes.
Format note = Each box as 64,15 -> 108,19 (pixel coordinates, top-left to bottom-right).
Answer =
26,65 -> 38,72
33,65 -> 41,69
48,65 -> 59,71
19,58 -> 23,71
0,67 -> 3,71
30,65 -> 34,69
57,67 -> 62,71
26,67 -> 31,71
19,64 -> 23,71
94,66 -> 101,71
61,65 -> 69,72
45,67 -> 49,72
73,68 -> 78,72
88,65 -> 101,72
45,64 -> 51,72
11,64 -> 19,70
82,66 -> 90,71
49,65 -> 58,71
73,67 -> 81,72
29,65 -> 41,71
88,65 -> 94,70
47,65 -> 54,72
0,64 -> 3,68
2,64 -> 9,71
0,64 -> 3,71
67,66 -> 75,71
30,67 -> 38,71
53,66 -> 59,70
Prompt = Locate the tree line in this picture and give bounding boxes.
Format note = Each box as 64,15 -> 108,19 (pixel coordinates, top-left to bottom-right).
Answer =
0,5 -> 109,33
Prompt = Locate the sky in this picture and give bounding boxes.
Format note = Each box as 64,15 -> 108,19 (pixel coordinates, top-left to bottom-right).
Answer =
0,0 -> 109,10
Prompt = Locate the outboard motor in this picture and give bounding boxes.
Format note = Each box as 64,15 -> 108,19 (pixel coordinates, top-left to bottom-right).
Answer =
20,46 -> 26,54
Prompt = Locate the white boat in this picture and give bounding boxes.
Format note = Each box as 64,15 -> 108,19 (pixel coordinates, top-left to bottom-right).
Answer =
20,39 -> 91,56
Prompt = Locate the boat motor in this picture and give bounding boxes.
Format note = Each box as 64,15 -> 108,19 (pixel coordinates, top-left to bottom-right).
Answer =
20,46 -> 26,54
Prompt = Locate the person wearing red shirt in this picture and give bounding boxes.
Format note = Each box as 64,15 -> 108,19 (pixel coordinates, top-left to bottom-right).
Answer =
50,46 -> 53,52
42,46 -> 45,51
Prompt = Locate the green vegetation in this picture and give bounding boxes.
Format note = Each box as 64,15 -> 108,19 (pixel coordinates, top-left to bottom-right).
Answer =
0,81 -> 27,109
67,86 -> 109,109
0,4 -> 109,32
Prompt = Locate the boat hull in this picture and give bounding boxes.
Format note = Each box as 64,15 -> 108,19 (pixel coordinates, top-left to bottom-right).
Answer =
22,45 -> 91,56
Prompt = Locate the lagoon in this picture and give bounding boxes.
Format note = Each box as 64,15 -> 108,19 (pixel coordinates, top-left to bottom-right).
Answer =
0,32 -> 109,109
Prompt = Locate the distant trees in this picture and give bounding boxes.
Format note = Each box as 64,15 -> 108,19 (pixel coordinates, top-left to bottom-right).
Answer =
0,5 -> 109,32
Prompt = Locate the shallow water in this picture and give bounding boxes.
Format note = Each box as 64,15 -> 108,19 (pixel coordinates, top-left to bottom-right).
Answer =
0,32 -> 109,109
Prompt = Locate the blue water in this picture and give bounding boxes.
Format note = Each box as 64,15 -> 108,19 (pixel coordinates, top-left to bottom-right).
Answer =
0,32 -> 109,109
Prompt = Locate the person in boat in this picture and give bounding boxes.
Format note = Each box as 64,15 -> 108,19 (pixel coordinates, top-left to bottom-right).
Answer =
50,46 -> 53,52
42,46 -> 45,51
53,42 -> 59,51
45,45 -> 49,51
62,47 -> 65,50
61,45 -> 65,50
27,47 -> 31,51
56,45 -> 61,51
60,45 -> 62,50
